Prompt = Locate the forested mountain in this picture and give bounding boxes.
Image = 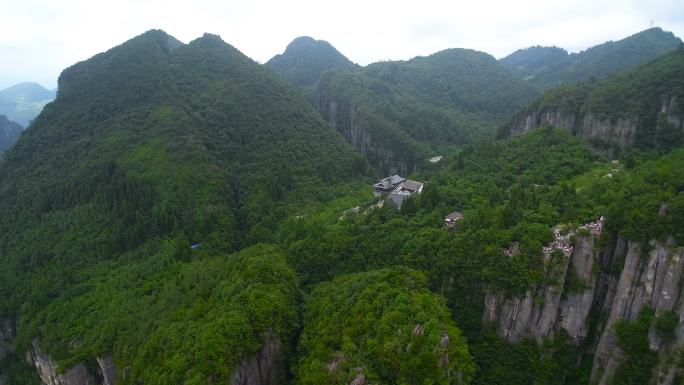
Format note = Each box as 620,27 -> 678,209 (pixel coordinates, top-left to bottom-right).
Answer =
2,25 -> 684,385
265,36 -> 359,90
0,29 -> 365,384
0,115 -> 22,155
295,268 -> 474,385
0,83 -> 55,127
501,27 -> 682,90
500,46 -> 684,157
312,48 -> 536,173
278,126 -> 684,385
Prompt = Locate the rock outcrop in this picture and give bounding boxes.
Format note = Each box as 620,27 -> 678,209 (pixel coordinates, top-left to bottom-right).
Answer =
504,94 -> 683,158
23,340 -> 121,385
96,355 -> 117,385
591,238 -> 684,385
483,216 -> 684,385
27,340 -> 94,385
506,109 -> 638,158
314,93 -> 417,175
230,334 -> 283,385
484,221 -> 604,343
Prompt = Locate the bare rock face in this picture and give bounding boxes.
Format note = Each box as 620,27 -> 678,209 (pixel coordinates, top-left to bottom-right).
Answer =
28,340 -> 94,385
508,110 -> 577,137
96,355 -> 117,385
662,95 -> 684,130
505,95 -> 682,157
591,239 -> 684,385
484,226 -> 576,343
484,220 -> 684,385
314,92 -> 414,175
230,334 -> 282,385
558,234 -> 602,342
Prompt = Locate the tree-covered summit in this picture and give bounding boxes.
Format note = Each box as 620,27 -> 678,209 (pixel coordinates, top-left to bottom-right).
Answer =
266,36 -> 359,90
501,27 -> 682,90
0,29 -> 366,382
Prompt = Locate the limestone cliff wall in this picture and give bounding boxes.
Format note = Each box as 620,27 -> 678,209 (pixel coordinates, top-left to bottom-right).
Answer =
505,95 -> 682,158
230,334 -> 283,385
483,219 -> 684,385
13,333 -> 283,385
313,92 -> 417,175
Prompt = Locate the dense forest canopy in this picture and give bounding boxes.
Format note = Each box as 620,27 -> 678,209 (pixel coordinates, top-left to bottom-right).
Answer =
0,115 -> 22,155
309,46 -> 536,173
501,46 -> 684,154
500,27 -> 682,90
1,26 -> 684,385
265,36 -> 359,91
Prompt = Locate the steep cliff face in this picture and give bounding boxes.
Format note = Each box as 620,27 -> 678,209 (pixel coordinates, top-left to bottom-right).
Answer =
591,238 -> 684,385
27,340 -> 95,385
229,334 -> 283,385
314,86 -> 419,175
483,219 -> 684,385
506,109 -> 640,158
22,334 -> 284,385
502,47 -> 684,156
507,110 -> 578,138
96,356 -> 116,385
484,219 -> 606,343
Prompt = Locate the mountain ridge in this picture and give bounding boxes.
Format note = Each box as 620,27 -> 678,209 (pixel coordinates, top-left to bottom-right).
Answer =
265,36 -> 359,90
0,82 -> 55,127
501,27 -> 682,89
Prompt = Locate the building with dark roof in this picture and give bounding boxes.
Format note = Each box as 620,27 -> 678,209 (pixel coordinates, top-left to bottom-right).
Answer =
374,175 -> 405,193
389,179 -> 424,208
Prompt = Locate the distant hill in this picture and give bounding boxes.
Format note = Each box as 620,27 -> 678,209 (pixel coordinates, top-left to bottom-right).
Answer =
0,115 -> 22,155
500,46 -> 684,157
0,29 -> 364,384
501,27 -> 682,90
265,36 -> 359,90
0,82 -> 55,126
314,48 -> 536,173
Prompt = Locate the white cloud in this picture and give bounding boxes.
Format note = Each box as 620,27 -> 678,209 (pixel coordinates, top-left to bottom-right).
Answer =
1,0 -> 682,89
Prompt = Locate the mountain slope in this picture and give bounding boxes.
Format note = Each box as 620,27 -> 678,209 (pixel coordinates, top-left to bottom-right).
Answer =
295,268 -> 474,385
313,48 -> 536,173
0,115 -> 22,155
279,125 -> 684,385
0,82 -> 56,126
265,36 -> 358,90
500,45 -> 684,157
0,29 -> 363,383
501,27 -> 682,90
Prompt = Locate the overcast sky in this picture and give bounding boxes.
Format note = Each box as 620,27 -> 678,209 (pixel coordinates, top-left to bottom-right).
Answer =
2,0 -> 683,90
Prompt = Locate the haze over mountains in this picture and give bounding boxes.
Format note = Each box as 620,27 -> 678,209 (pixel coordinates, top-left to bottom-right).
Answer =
1,25 -> 684,385
0,83 -> 55,127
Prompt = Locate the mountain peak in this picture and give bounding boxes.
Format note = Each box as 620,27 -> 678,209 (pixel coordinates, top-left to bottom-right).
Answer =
501,27 -> 682,89
266,36 -> 358,90
0,82 -> 55,126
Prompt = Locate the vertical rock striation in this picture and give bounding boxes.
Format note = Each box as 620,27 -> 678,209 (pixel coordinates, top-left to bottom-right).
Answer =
230,334 -> 283,385
27,340 -> 94,385
483,221 -> 684,385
